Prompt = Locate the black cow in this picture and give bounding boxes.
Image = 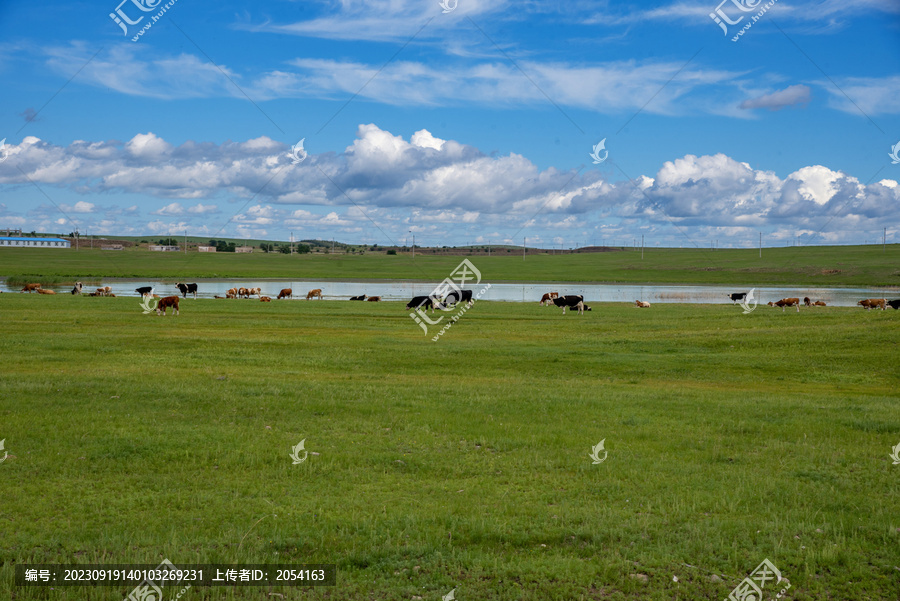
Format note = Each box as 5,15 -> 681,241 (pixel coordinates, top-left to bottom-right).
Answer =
441,289 -> 473,307
406,295 -> 435,313
888,299 -> 900,310
175,282 -> 198,298
728,293 -> 747,304
349,294 -> 367,301
552,295 -> 591,314
135,286 -> 153,297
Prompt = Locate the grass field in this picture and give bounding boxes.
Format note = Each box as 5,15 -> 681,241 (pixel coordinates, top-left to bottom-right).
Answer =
1,294 -> 898,600
1,244 -> 900,287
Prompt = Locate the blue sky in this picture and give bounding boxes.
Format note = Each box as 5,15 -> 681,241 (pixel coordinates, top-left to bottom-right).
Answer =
0,0 -> 898,248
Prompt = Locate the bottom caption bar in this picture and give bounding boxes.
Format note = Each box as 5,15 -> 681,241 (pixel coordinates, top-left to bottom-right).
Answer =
16,561 -> 336,587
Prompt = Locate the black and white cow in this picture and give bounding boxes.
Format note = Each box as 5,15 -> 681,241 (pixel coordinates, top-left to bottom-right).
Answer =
349,294 -> 367,301
175,282 -> 198,298
135,286 -> 154,297
440,289 -> 473,308
71,281 -> 83,295
728,293 -> 747,304
406,295 -> 436,313
552,295 -> 591,314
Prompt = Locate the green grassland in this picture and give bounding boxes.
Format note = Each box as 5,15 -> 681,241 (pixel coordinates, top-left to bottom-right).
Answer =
1,244 -> 900,287
1,295 -> 898,600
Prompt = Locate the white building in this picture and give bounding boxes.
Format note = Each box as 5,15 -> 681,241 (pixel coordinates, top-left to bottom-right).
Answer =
198,246 -> 217,252
235,246 -> 254,253
0,236 -> 70,248
149,245 -> 181,252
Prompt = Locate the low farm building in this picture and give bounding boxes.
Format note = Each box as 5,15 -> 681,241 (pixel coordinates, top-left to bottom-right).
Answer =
149,245 -> 180,252
0,236 -> 71,248
235,246 -> 254,253
198,246 -> 217,252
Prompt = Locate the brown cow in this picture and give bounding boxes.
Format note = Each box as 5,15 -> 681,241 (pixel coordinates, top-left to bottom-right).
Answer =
226,287 -> 238,297
95,286 -> 112,296
260,296 -> 271,302
248,287 -> 262,297
238,287 -> 250,299
21,283 -> 42,292
155,296 -> 180,316
306,288 -> 323,300
37,288 -> 56,295
803,297 -> 812,306
767,298 -> 800,312
367,296 -> 381,302
277,288 -> 292,300
813,300 -> 827,306
858,298 -> 886,311
539,292 -> 559,306
635,300 -> 650,308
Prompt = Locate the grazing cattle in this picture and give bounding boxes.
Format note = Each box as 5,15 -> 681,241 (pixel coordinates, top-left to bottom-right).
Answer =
155,296 -> 180,316
277,288 -> 292,300
214,295 -> 226,299
728,292 -> 747,304
135,286 -> 153,297
21,283 -> 41,293
857,298 -> 886,311
306,288 -> 323,300
552,295 -> 590,314
71,282 -> 83,295
442,289 -> 473,308
349,294 -> 367,301
96,286 -> 112,296
175,282 -> 198,298
803,297 -> 812,306
238,287 -> 250,299
813,301 -> 827,306
260,296 -> 271,302
247,287 -> 262,297
539,292 -> 560,306
226,287 -> 238,297
37,288 -> 56,295
767,298 -> 801,312
406,295 -> 435,313
635,300 -> 651,308
367,296 -> 381,302
887,299 -> 900,310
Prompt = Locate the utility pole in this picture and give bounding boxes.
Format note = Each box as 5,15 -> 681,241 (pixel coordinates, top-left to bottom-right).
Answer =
332,238 -> 335,254
523,237 -> 526,260
184,230 -> 187,254
412,233 -> 415,260
75,229 -> 79,251
759,232 -> 762,258
641,234 -> 644,260
884,227 -> 887,252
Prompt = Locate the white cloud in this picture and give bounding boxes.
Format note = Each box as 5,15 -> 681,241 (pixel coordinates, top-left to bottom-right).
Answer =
740,84 -> 811,111
151,203 -> 185,216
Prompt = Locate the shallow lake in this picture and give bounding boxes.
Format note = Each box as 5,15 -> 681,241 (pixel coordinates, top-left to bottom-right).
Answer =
2,278 -> 897,307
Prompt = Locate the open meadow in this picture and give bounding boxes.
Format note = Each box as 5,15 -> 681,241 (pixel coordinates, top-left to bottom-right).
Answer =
1,293 -> 898,600
1,243 -> 900,287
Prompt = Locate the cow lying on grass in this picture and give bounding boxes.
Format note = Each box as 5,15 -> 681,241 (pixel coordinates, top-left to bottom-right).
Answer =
37,289 -> 56,295
635,300 -> 650,308
367,296 -> 381,302
260,296 -> 271,302
349,295 -> 367,301
767,298 -> 800,312
155,296 -> 179,316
